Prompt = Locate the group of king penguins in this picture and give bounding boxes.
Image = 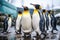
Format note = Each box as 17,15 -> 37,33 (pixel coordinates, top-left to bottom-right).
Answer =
15,4 -> 58,38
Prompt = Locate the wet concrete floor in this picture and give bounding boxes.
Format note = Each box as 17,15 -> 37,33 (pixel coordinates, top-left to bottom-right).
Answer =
0,25 -> 60,40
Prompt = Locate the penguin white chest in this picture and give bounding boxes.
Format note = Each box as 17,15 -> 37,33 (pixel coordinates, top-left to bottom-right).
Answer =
21,14 -> 32,33
32,13 -> 40,31
16,16 -> 22,30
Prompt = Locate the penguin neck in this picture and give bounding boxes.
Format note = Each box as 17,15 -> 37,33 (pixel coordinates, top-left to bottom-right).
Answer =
9,17 -> 11,18
18,14 -> 22,16
43,12 -> 45,15
23,10 -> 29,15
9,17 -> 11,20
34,9 -> 38,14
48,13 -> 50,17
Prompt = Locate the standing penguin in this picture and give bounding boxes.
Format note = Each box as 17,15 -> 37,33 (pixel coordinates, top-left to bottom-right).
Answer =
47,10 -> 52,32
50,10 -> 58,33
39,9 -> 46,39
7,14 -> 12,33
31,4 -> 41,36
0,14 -> 8,33
42,9 -> 50,33
42,9 -> 46,31
21,6 -> 32,37
45,11 -> 49,33
16,11 -> 22,34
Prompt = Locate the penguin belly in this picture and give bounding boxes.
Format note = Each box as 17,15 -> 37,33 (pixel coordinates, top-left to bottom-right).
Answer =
16,16 -> 21,31
32,13 -> 41,34
48,16 -> 52,31
7,18 -> 12,32
21,15 -> 32,33
43,14 -> 46,30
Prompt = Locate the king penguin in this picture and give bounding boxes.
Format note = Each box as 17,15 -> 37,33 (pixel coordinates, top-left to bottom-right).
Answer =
47,10 -> 52,32
21,6 -> 32,37
42,9 -> 47,32
31,4 -> 41,36
50,10 -> 58,33
45,10 -> 49,34
7,14 -> 12,33
39,9 -> 47,39
16,11 -> 22,34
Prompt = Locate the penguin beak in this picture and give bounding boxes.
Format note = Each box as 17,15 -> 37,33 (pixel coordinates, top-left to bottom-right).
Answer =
30,3 -> 36,6
30,3 -> 42,9
22,6 -> 29,11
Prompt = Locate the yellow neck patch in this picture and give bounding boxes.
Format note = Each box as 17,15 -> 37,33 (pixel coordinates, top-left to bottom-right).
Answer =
43,12 -> 45,14
23,11 -> 29,15
34,9 -> 38,14
18,14 -> 22,16
48,14 -> 50,16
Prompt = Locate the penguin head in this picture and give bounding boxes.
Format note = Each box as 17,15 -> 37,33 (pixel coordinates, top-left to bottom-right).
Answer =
34,5 -> 40,9
48,10 -> 51,14
47,10 -> 53,16
42,9 -> 46,14
51,10 -> 54,14
18,11 -> 22,14
8,14 -> 11,17
30,3 -> 41,10
22,6 -> 29,11
22,6 -> 30,15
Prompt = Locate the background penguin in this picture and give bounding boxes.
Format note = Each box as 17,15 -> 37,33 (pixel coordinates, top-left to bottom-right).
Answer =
0,14 -> 8,33
50,10 -> 58,34
42,9 -> 50,33
31,4 -> 41,37
45,10 -> 49,34
7,14 -> 12,33
16,11 -> 22,34
21,6 -> 32,37
42,9 -> 47,31
39,9 -> 46,39
40,9 -> 46,33
47,10 -> 52,32
3,14 -> 8,33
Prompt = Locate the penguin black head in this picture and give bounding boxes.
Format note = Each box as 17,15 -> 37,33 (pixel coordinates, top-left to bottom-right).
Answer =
51,10 -> 54,13
34,5 -> 40,9
42,9 -> 46,13
30,3 -> 41,9
48,10 -> 51,14
23,6 -> 29,11
18,11 -> 22,14
8,14 -> 11,17
43,9 -> 46,12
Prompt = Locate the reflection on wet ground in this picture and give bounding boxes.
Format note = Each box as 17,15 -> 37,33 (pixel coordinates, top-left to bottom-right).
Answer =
0,25 -> 60,40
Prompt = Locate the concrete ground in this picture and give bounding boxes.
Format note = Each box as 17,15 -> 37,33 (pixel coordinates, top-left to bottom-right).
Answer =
0,25 -> 60,40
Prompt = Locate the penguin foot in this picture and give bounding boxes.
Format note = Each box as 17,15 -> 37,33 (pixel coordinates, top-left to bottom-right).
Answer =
40,33 -> 46,39
53,30 -> 58,34
51,30 -> 58,34
24,33 -> 31,38
16,30 -> 21,34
